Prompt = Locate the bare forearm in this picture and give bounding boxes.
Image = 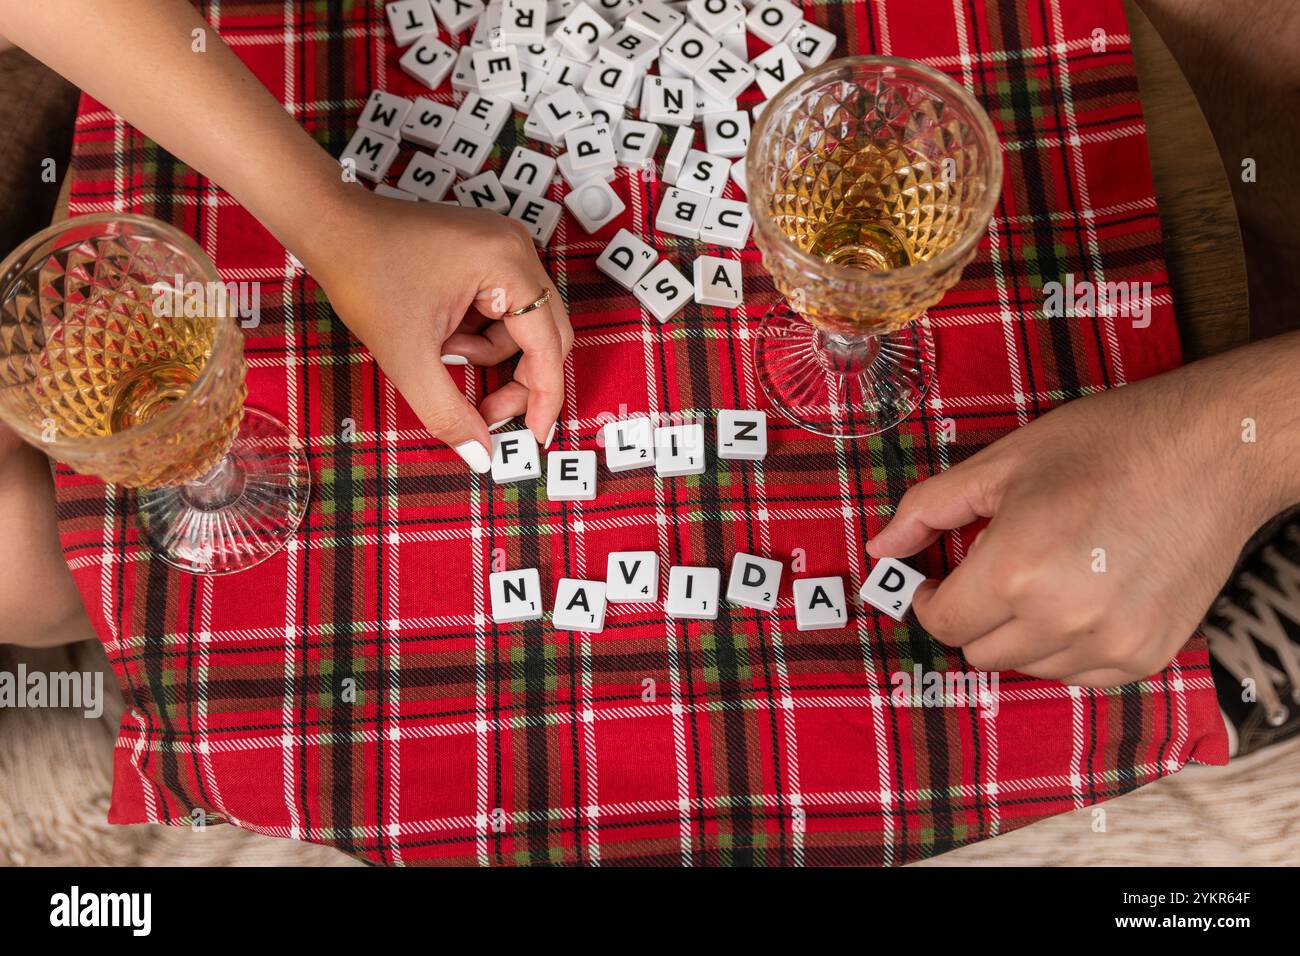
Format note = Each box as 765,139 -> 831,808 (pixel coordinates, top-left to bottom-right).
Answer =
0,0 -> 351,269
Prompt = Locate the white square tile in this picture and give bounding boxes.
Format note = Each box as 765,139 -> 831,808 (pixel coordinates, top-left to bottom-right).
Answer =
719,16 -> 747,58
789,22 -> 836,68
662,125 -> 695,183
490,567 -> 544,622
505,62 -> 548,110
634,259 -> 693,322
396,150 -> 457,200
606,551 -> 659,602
535,86 -> 592,137
508,193 -> 564,244
546,450 -> 598,500
564,177 -> 625,233
693,255 -> 743,308
750,42 -> 803,98
677,149 -> 730,197
468,2 -> 502,48
502,0 -> 548,42
702,109 -> 749,158
625,0 -> 684,41
553,578 -> 608,632
726,552 -> 782,610
596,228 -> 659,289
473,46 -> 524,95
558,150 -> 618,187
599,27 -> 660,68
859,557 -> 926,622
543,54 -> 593,92
454,170 -> 512,212
435,122 -> 495,175
687,0 -> 744,33
613,119 -> 661,169
358,90 -> 413,138
583,55 -> 638,105
564,123 -> 618,171
716,408 -> 766,459
387,0 -> 440,45
555,2 -> 614,62
340,128 -> 400,183
602,416 -> 655,471
700,196 -> 751,248
519,39 -> 559,71
400,34 -> 459,89
693,84 -> 736,117
523,112 -> 562,145
666,566 -> 720,619
491,428 -> 542,482
745,0 -> 800,45
450,45 -> 479,93
433,0 -> 486,33
654,422 -> 705,476
640,75 -> 695,126
660,24 -> 719,77
455,91 -> 512,137
694,46 -> 754,101
655,186 -> 709,240
401,96 -> 457,148
589,0 -> 633,22
793,576 -> 848,631
585,95 -> 625,126
501,145 -> 558,195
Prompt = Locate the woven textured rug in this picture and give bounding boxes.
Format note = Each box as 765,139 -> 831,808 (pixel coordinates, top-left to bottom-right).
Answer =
53,0 -> 1226,865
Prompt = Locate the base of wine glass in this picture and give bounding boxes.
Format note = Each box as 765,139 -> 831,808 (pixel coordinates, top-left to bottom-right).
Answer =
135,406 -> 310,575
754,301 -> 934,439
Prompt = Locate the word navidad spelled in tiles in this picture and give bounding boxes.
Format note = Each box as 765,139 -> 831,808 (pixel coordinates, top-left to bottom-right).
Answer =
360,0 -> 835,256
489,552 -> 927,634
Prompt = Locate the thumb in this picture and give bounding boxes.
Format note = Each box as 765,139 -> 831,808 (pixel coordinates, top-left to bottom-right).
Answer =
867,454 -> 1010,559
393,357 -> 493,473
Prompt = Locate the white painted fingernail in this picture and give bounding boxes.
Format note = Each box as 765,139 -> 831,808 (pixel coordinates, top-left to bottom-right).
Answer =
454,440 -> 492,474
488,418 -> 512,432
544,423 -> 556,448
441,354 -> 470,366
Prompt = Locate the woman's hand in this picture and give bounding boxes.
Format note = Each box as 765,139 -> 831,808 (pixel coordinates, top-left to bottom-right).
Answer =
867,340 -> 1300,687
308,189 -> 572,472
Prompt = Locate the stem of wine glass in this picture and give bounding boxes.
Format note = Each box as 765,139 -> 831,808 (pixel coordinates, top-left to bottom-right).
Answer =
180,452 -> 246,511
811,329 -> 881,377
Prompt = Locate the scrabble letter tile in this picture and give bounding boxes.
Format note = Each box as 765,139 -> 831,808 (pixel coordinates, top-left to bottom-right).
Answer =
535,87 -> 592,137
502,0 -> 548,43
745,0 -> 800,45
716,408 -> 766,459
434,123 -> 495,176
654,422 -> 705,476
396,150 -> 457,200
454,170 -> 511,212
564,123 -> 618,172
555,2 -> 614,62
432,0 -> 485,33
455,91 -> 512,138
859,558 -> 925,622
602,416 -> 655,471
490,567 -> 544,622
693,255 -> 743,308
660,23 -> 720,78
613,119 -> 660,169
509,193 -> 564,245
491,428 -> 541,482
640,75 -> 695,127
596,228 -> 658,289
583,56 -> 638,105
634,259 -> 693,322
789,22 -> 836,68
400,34 -> 459,89
606,551 -> 659,602
666,566 -> 720,620
625,0 -> 684,42
726,552 -> 782,610
702,110 -> 750,159
662,125 -> 694,183
700,196 -> 752,248
473,46 -> 524,95
401,96 -> 457,148
501,145 -> 558,196
694,47 -> 754,102
750,42 -> 803,99
358,90 -> 413,138
564,177 -> 625,233
340,128 -> 399,182
553,578 -> 608,632
676,149 -> 730,197
793,576 -> 848,631
387,0 -> 440,45
687,0 -> 744,34
655,186 -> 708,240
546,450 -> 598,500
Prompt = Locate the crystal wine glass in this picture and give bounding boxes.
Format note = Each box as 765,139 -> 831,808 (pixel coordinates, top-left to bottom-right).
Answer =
0,213 -> 309,574
747,56 -> 1003,438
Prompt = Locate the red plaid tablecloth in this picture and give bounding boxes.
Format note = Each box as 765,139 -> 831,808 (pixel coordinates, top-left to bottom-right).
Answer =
54,0 -> 1227,865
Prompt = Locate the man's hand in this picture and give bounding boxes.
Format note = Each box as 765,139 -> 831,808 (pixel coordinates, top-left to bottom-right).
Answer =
310,191 -> 572,472
868,336 -> 1300,687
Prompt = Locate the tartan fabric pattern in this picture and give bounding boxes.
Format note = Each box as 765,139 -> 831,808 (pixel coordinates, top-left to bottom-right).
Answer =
53,0 -> 1227,865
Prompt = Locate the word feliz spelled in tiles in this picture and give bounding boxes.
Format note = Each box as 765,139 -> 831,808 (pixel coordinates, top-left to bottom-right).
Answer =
489,551 -> 928,633
360,0 -> 837,243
